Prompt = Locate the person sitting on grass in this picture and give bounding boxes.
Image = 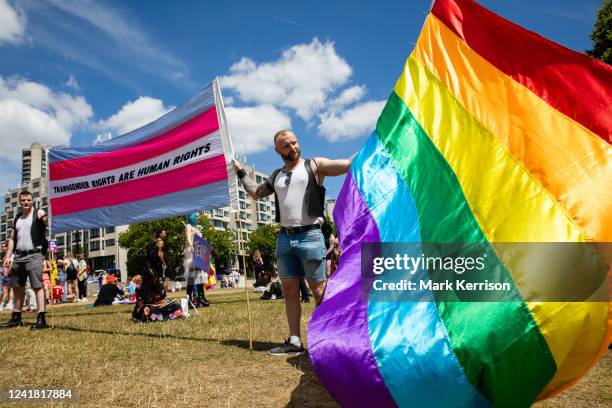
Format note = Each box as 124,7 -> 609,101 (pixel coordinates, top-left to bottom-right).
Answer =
261,272 -> 283,300
93,275 -> 123,307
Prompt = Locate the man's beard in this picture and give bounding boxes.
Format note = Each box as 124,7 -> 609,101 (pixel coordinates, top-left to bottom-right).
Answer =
281,149 -> 300,161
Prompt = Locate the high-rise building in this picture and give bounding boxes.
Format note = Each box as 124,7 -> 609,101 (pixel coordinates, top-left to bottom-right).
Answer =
21,143 -> 47,184
325,198 -> 336,220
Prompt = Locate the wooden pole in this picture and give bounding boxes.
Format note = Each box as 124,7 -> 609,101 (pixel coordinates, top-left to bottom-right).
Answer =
50,251 -> 54,329
237,219 -> 253,350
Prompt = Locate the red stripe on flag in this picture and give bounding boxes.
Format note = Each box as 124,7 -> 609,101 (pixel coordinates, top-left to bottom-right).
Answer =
49,106 -> 219,181
432,0 -> 612,143
50,154 -> 228,216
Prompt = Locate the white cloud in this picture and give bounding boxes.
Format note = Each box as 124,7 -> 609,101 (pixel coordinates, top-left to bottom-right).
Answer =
225,105 -> 291,153
0,0 -> 26,45
221,38 -> 352,121
0,75 -> 93,162
222,95 -> 234,106
100,96 -> 172,136
318,100 -> 386,142
64,74 -> 80,90
330,85 -> 366,108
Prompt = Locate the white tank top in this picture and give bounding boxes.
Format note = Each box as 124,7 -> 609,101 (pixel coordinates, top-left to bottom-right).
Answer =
274,160 -> 321,227
15,211 -> 35,251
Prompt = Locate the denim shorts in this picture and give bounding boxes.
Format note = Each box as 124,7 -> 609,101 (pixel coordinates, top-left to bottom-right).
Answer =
276,229 -> 326,282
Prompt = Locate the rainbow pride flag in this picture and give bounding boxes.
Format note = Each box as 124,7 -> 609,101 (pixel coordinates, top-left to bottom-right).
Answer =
308,0 -> 611,407
47,79 -> 238,233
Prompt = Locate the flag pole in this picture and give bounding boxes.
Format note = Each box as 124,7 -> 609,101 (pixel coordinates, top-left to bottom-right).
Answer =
237,218 -> 253,350
214,77 -> 253,350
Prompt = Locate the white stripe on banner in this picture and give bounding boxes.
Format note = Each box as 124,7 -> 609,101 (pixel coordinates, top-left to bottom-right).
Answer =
49,132 -> 224,199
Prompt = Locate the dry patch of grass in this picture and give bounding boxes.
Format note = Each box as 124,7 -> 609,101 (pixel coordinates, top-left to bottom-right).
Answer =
0,290 -> 608,407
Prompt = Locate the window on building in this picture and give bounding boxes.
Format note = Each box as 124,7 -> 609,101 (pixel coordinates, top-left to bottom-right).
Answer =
8,211 -> 13,219
224,211 -> 229,217
42,197 -> 47,206
56,236 -> 65,246
256,175 -> 262,183
105,239 -> 115,247
105,227 -> 115,234
5,197 -> 10,204
240,201 -> 246,209
239,191 -> 246,199
89,241 -> 100,251
214,220 -> 223,228
89,228 -> 100,238
1,224 -> 5,232
11,192 -> 17,198
32,180 -> 39,188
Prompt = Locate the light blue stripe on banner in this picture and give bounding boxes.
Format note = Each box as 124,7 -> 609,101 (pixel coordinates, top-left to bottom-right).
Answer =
351,133 -> 489,408
51,180 -> 229,233
48,83 -> 215,163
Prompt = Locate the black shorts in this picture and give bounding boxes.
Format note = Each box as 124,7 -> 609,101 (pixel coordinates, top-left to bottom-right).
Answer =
67,270 -> 78,280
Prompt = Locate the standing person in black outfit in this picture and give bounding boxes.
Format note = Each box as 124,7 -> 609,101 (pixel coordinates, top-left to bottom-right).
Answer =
0,191 -> 49,330
134,230 -> 168,321
253,250 -> 264,279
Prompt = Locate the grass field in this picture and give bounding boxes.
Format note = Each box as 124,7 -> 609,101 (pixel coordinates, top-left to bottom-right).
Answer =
0,289 -> 609,407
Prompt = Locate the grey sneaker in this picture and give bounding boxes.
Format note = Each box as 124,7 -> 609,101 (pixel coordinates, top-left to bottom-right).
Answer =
268,339 -> 305,356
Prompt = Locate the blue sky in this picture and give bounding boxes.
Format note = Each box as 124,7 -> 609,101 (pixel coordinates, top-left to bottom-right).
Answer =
0,0 -> 603,201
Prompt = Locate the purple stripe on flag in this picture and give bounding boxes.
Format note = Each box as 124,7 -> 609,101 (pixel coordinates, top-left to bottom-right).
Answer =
307,172 -> 397,408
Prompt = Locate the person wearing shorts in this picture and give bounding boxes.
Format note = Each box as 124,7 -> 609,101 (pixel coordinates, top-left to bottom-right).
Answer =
232,129 -> 352,355
1,190 -> 49,330
0,241 -> 13,311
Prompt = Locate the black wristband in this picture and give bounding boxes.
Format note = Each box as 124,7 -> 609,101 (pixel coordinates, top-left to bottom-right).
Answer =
237,169 -> 247,179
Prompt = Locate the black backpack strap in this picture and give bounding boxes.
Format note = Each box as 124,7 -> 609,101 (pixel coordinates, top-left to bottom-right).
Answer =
309,158 -> 323,186
268,168 -> 282,193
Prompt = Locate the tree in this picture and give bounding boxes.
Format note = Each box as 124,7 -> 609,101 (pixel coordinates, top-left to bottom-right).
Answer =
118,217 -> 185,277
587,0 -> 612,64
246,224 -> 278,276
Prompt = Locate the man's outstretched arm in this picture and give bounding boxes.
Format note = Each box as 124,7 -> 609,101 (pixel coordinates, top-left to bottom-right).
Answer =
232,159 -> 274,200
312,155 -> 355,184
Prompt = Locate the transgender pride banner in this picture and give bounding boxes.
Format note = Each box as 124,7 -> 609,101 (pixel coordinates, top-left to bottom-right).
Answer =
47,79 -> 238,233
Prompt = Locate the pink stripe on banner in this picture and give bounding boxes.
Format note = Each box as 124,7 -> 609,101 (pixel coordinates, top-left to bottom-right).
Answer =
50,154 -> 228,216
49,106 -> 219,181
